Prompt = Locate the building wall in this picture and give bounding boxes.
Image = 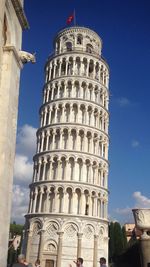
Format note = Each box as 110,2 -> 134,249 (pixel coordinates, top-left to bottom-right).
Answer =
0,1 -> 27,266
24,26 -> 109,267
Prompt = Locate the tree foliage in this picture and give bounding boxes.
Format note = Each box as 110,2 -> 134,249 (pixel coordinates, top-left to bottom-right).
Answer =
10,222 -> 24,237
122,226 -> 128,249
113,222 -> 124,256
8,222 -> 24,266
109,222 -> 128,263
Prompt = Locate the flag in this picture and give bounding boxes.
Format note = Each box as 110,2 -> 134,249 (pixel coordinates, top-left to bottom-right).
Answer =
66,14 -> 74,25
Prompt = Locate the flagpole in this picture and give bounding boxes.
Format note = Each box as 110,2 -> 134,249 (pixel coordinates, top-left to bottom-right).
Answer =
74,9 -> 76,26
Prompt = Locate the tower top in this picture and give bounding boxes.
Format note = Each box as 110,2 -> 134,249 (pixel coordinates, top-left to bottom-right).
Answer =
54,26 -> 102,57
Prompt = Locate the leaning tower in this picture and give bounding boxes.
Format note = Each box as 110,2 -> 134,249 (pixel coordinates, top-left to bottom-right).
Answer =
24,26 -> 109,267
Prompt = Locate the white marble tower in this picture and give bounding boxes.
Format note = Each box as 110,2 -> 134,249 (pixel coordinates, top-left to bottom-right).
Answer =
25,26 -> 109,267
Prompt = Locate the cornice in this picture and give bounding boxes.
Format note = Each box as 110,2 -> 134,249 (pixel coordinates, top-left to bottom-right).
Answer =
25,213 -> 108,224
39,98 -> 109,116
33,149 -> 109,165
37,123 -> 109,139
30,180 -> 109,194
3,45 -> 23,68
44,76 -> 109,92
11,0 -> 29,29
55,26 -> 102,45
45,51 -> 109,71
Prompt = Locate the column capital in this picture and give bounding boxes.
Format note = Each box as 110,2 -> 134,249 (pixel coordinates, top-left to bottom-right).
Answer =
42,131 -> 45,137
46,130 -> 50,136
38,159 -> 42,164
57,231 -> 64,237
43,158 -> 47,164
94,234 -> 99,239
77,233 -> 83,238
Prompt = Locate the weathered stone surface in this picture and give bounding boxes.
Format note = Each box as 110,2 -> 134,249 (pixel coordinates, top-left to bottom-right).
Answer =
0,1 -> 28,266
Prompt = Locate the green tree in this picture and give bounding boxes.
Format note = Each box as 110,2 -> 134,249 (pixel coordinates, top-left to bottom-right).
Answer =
122,226 -> 127,250
10,222 -> 24,237
7,223 -> 24,266
109,222 -> 115,262
109,221 -> 128,264
113,222 -> 124,257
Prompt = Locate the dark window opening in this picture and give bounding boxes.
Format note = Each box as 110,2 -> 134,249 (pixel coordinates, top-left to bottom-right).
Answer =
85,204 -> 89,215
66,42 -> 72,51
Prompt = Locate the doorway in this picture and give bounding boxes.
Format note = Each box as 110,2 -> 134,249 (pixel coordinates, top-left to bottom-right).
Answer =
45,259 -> 54,267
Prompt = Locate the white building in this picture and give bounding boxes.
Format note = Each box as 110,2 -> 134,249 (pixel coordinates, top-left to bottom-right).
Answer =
24,26 -> 110,267
0,1 -> 29,266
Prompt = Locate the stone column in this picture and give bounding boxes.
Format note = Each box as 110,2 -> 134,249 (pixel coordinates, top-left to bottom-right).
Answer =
93,235 -> 98,267
86,60 -> 89,76
53,62 -> 56,78
51,85 -> 55,100
73,59 -> 76,75
90,135 -> 94,154
52,130 -> 56,150
59,129 -> 63,148
49,64 -> 52,80
46,189 -> 50,212
46,131 -> 50,150
43,89 -> 46,103
28,191 -> 33,213
36,136 -> 40,153
54,106 -> 58,123
32,189 -> 38,212
140,238 -> 150,267
38,229 -> 45,263
0,43 -> 23,267
40,132 -> 45,152
63,190 -> 68,213
37,160 -> 42,181
64,82 -> 67,97
42,159 -> 47,180
43,108 -> 47,126
58,60 -> 62,76
57,232 -> 64,267
88,194 -> 92,216
48,108 -> 52,124
38,190 -> 43,212
57,82 -> 61,98
93,195 -> 97,217
79,192 -> 83,215
57,159 -> 61,180
77,233 -> 83,258
33,163 -> 37,182
65,60 -> 68,75
64,159 -> 68,180
132,209 -> 150,267
26,230 -> 33,262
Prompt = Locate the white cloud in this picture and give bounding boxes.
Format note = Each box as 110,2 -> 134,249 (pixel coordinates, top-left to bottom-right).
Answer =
113,192 -> 150,223
131,140 -> 140,148
12,124 -> 37,223
117,97 -> 130,107
115,207 -> 131,215
16,124 -> 37,159
11,185 -> 29,223
133,191 -> 150,208
14,154 -> 33,186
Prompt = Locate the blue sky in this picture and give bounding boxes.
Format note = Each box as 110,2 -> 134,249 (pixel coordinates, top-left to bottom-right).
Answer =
12,0 -> 150,224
